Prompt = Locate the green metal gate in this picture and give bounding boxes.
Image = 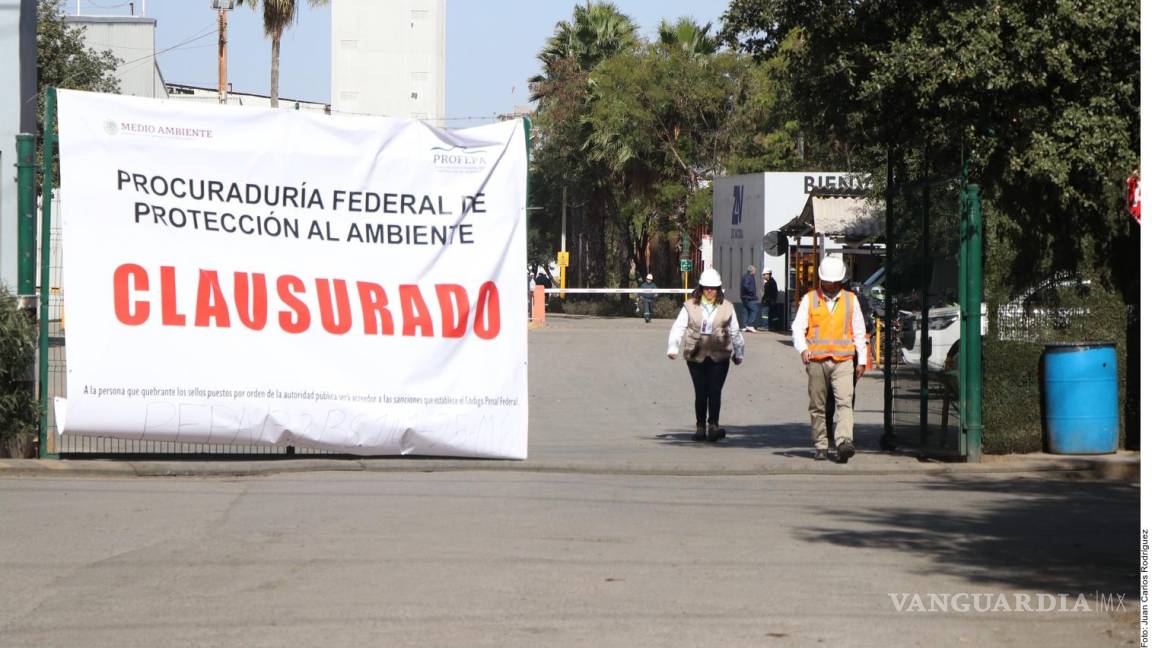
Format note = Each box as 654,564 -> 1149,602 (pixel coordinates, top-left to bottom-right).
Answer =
881,149 -> 983,461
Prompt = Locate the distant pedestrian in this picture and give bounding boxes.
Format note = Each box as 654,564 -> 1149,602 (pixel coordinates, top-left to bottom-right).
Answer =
760,270 -> 779,329
667,268 -> 745,442
739,265 -> 759,332
791,256 -> 866,463
639,273 -> 658,323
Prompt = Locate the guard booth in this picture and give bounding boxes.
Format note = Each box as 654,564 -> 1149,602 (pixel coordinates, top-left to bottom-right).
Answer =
711,172 -> 869,329
776,190 -> 885,325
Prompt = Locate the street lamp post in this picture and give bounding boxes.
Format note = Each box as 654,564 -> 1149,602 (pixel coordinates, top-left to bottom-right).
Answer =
212,0 -> 236,104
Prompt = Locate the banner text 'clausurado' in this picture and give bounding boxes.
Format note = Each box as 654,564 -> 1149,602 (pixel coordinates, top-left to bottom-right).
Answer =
112,264 -> 501,339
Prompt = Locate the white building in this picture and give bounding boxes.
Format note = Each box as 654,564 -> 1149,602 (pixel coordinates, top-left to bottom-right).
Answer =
711,172 -> 879,324
64,15 -> 167,99
331,0 -> 445,121
165,83 -> 329,113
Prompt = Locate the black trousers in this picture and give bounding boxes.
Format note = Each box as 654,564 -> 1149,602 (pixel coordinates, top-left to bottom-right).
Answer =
686,357 -> 731,426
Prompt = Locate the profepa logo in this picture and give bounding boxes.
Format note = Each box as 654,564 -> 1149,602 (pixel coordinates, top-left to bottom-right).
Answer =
431,145 -> 488,172
108,119 -> 214,139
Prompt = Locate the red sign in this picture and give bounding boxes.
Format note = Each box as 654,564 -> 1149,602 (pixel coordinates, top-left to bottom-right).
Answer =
1126,173 -> 1140,224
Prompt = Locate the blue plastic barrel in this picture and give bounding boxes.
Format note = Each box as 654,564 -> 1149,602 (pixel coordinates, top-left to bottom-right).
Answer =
1042,342 -> 1118,454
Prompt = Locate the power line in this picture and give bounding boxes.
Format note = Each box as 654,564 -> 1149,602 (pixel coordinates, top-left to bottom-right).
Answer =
119,23 -> 217,70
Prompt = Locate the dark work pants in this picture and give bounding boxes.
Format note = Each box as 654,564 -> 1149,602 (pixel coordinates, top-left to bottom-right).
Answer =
687,357 -> 731,426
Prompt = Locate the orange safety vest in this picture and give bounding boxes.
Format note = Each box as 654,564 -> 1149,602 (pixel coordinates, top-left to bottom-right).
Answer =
805,289 -> 856,362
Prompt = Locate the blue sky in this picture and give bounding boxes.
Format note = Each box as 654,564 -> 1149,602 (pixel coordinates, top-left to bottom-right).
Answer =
74,0 -> 731,124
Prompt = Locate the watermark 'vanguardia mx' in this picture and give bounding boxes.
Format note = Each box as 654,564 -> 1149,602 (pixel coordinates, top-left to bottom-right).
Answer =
889,592 -> 1127,613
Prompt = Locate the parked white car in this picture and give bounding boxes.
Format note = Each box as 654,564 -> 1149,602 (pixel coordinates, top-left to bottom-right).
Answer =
899,303 -> 987,372
995,275 -> 1092,342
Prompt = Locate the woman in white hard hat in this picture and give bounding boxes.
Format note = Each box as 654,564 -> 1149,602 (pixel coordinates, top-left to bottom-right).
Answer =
666,268 -> 745,442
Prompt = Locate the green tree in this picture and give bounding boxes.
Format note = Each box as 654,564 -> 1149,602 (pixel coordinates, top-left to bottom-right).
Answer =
586,42 -> 748,277
656,17 -> 719,57
720,0 -> 1139,291
528,2 -> 639,287
36,0 -> 122,115
36,0 -> 122,184
239,0 -> 329,108
722,0 -> 1140,449
531,0 -> 639,96
530,9 -> 822,287
0,285 -> 38,458
36,0 -> 122,96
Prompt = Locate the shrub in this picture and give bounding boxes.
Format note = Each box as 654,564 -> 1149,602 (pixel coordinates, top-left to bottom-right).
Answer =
0,286 -> 38,458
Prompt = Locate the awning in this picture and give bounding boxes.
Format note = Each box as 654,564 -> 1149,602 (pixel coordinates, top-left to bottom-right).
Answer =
778,193 -> 882,239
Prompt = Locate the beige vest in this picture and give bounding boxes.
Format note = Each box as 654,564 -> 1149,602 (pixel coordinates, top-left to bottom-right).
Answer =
681,300 -> 737,363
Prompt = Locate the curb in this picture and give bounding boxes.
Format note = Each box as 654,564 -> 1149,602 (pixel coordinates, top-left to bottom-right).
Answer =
0,455 -> 1138,481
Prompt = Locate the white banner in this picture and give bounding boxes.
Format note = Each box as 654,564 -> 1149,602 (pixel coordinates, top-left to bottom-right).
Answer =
56,90 -> 528,459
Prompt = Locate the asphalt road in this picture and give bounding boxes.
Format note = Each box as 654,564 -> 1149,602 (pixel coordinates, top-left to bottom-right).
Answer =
0,471 -> 1137,647
0,315 -> 1139,646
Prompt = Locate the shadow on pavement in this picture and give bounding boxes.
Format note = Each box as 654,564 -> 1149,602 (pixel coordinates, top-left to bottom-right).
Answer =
654,423 -> 888,455
795,475 -> 1138,596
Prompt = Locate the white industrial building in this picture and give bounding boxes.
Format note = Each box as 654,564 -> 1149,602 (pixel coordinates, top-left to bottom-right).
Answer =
64,15 -> 167,99
165,83 -> 329,112
711,172 -> 881,325
331,0 -> 445,122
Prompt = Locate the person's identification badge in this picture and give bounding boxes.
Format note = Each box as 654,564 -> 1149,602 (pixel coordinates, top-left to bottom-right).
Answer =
700,317 -> 714,335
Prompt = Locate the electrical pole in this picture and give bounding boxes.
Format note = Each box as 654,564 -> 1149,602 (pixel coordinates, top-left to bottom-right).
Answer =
213,1 -> 235,104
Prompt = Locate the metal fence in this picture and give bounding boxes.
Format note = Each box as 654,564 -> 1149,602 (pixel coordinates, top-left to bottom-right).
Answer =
880,150 -> 979,459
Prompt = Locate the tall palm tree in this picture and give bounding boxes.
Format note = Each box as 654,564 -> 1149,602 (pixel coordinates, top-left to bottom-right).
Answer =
657,17 -> 719,57
239,0 -> 328,108
530,1 -> 638,102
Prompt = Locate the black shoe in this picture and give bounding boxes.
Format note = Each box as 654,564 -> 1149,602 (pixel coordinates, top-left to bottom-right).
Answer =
813,449 -> 828,461
693,426 -> 706,442
836,440 -> 856,464
706,424 -> 726,442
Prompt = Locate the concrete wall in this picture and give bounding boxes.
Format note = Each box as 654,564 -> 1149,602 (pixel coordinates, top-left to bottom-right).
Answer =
711,173 -> 765,298
331,0 -> 445,121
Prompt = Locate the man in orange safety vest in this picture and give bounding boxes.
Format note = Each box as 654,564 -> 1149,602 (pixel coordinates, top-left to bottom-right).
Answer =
791,256 -> 867,463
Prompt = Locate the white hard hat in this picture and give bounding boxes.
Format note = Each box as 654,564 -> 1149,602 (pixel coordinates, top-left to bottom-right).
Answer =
698,268 -> 723,287
818,256 -> 847,282
645,273 -> 653,281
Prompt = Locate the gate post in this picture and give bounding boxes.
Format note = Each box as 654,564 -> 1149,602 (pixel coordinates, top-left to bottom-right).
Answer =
881,151 -> 895,446
962,184 -> 984,462
16,133 -> 36,300
531,285 -> 546,325
38,88 -> 58,459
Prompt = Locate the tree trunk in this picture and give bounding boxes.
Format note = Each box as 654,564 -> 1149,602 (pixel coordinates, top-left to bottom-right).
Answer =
270,30 -> 282,108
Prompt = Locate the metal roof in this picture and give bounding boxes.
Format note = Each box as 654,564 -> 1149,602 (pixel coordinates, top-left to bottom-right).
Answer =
779,193 -> 883,239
